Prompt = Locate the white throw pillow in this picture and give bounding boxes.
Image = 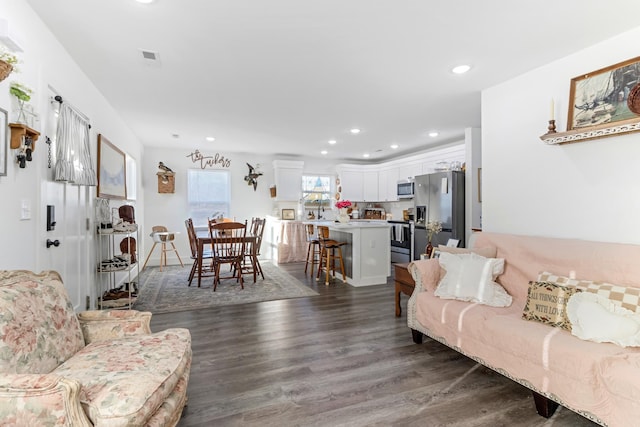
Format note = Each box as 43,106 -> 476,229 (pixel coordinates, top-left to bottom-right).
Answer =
567,292 -> 640,347
434,252 -> 512,307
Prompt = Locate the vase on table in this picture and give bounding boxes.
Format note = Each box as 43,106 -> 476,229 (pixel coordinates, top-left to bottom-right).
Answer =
338,208 -> 350,223
425,241 -> 433,258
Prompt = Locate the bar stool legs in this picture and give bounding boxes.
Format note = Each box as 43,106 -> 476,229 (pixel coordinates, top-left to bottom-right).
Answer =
305,240 -> 321,277
316,225 -> 346,285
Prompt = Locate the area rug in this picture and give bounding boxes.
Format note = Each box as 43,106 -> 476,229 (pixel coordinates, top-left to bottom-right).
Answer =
133,261 -> 319,314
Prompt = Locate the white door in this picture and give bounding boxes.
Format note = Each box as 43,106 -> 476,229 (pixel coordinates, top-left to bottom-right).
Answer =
37,89 -> 94,312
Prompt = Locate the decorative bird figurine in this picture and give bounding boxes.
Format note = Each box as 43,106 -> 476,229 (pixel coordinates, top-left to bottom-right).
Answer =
158,162 -> 173,173
244,163 -> 262,191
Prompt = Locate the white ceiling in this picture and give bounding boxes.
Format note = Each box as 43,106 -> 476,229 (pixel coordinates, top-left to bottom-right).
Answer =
24,0 -> 640,162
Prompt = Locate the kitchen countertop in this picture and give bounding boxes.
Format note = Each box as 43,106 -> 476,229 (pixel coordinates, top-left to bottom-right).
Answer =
303,220 -> 390,229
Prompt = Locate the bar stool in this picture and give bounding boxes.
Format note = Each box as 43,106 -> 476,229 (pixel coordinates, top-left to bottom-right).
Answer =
316,225 -> 346,285
304,224 -> 321,277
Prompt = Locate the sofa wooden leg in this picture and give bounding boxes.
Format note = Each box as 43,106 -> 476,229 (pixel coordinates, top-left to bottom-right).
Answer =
411,329 -> 423,344
532,391 -> 559,418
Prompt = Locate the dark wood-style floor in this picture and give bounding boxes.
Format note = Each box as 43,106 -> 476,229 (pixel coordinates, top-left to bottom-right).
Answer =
151,262 -> 598,427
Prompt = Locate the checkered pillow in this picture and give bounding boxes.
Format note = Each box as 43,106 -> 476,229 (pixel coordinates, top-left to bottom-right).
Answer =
538,271 -> 640,314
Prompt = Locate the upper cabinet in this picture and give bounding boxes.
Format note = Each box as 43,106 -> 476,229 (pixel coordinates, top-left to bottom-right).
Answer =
362,171 -> 378,202
378,167 -> 399,202
273,160 -> 304,201
337,167 -> 364,202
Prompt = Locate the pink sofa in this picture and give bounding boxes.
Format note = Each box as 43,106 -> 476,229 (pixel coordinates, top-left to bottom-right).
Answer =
408,232 -> 640,427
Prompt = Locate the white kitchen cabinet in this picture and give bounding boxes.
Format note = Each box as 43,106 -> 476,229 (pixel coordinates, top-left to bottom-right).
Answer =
378,167 -> 399,202
338,169 -> 364,202
406,163 -> 423,179
363,171 -> 378,201
273,160 -> 303,201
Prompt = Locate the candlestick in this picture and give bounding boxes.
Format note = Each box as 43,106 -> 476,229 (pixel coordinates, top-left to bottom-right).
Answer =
546,119 -> 557,134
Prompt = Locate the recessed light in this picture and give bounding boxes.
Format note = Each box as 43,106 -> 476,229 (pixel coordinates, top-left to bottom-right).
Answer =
350,128 -> 361,134
363,153 -> 370,158
390,144 -> 399,149
328,139 -> 337,145
452,64 -> 471,74
136,0 -> 154,3
205,136 -> 215,142
428,131 -> 439,138
321,150 -> 328,155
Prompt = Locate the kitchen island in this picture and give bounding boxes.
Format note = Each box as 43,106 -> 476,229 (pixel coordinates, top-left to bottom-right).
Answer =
306,220 -> 391,286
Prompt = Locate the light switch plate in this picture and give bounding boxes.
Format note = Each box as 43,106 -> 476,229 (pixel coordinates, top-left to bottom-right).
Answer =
20,199 -> 31,220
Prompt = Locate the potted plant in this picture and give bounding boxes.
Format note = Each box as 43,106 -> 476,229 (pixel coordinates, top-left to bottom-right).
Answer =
0,47 -> 18,82
9,81 -> 35,125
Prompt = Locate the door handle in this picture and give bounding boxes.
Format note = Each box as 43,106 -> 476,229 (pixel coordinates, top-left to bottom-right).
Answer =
46,239 -> 60,248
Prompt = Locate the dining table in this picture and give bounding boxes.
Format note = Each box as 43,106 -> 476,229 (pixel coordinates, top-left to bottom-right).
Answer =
195,230 -> 258,287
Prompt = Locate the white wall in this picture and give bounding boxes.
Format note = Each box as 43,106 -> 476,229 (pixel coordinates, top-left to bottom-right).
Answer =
0,0 -> 144,272
142,147 -> 279,266
482,26 -> 640,244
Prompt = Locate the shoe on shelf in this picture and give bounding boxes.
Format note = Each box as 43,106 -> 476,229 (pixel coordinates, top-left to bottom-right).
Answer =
114,220 -> 137,233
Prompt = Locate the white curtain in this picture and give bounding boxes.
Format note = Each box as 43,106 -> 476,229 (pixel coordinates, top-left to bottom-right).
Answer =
54,103 -> 97,186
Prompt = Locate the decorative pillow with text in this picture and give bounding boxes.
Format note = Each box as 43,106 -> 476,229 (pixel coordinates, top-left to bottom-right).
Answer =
522,281 -> 580,331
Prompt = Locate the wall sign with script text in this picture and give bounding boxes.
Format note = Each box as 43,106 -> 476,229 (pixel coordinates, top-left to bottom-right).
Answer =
186,150 -> 231,169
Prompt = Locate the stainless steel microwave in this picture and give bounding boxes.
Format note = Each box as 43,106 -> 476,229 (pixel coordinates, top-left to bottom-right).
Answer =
397,179 -> 415,199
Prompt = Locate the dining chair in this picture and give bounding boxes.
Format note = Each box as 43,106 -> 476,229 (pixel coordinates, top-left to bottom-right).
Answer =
142,225 -> 185,271
208,220 -> 247,291
240,217 -> 266,282
185,218 -> 214,287
316,225 -> 346,285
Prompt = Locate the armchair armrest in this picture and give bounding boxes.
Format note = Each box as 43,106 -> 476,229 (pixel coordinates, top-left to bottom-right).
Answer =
0,374 -> 91,426
77,310 -> 152,344
408,259 -> 442,293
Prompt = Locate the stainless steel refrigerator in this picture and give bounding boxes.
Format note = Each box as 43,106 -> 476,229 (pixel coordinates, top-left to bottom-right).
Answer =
413,171 -> 465,259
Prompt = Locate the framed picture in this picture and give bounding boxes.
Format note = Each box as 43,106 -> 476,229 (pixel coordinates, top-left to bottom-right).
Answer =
446,238 -> 460,248
0,107 -> 7,176
282,208 -> 295,220
97,134 -> 127,199
567,56 -> 640,130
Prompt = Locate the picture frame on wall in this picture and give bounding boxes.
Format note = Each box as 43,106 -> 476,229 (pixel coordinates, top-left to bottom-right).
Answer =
0,107 -> 7,177
282,208 -> 295,220
97,134 -> 127,199
567,56 -> 640,131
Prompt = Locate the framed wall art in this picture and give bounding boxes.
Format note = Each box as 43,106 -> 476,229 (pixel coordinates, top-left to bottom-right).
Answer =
97,134 -> 127,199
0,107 -> 7,176
567,56 -> 640,130
282,208 -> 295,220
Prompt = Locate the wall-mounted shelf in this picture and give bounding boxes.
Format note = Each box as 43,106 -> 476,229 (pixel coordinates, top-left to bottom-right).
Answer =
9,123 -> 40,150
540,120 -> 640,145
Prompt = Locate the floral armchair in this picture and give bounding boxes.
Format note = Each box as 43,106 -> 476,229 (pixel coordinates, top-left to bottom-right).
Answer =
0,270 -> 191,426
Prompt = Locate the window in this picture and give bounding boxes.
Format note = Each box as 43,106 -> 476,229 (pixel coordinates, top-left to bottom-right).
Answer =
302,175 -> 331,210
187,169 -> 230,226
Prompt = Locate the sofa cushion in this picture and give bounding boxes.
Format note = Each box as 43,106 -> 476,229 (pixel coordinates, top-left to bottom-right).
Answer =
437,244 -> 497,258
53,328 -> 191,426
522,281 -> 579,331
539,271 -> 640,314
435,252 -> 512,307
0,272 -> 85,374
567,292 -> 640,347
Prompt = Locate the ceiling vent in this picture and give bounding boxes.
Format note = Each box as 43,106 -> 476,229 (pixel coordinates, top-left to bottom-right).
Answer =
139,49 -> 161,66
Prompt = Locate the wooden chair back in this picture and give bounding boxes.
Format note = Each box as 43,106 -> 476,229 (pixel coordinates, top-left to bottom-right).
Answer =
249,217 -> 266,255
184,219 -> 198,258
208,220 -> 247,262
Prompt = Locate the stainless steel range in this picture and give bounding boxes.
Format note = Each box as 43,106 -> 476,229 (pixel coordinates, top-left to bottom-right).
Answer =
389,220 -> 414,264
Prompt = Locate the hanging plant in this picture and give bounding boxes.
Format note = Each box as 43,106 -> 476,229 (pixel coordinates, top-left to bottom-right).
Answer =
0,47 -> 18,82
9,82 -> 32,102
